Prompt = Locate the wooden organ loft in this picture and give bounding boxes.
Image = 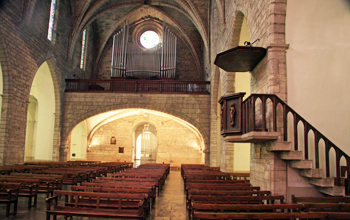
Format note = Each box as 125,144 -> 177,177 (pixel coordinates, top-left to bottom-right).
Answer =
65,21 -> 210,94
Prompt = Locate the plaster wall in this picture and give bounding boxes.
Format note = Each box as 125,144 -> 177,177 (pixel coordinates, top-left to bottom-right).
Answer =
70,121 -> 87,160
286,0 -> 350,155
29,62 -> 55,160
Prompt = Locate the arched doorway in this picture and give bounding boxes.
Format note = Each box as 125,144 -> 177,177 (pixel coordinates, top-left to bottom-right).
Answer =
25,61 -> 56,161
134,123 -> 157,166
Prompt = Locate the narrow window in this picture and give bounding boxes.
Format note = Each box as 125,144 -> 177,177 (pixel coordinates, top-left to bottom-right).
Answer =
47,0 -> 57,41
80,29 -> 87,69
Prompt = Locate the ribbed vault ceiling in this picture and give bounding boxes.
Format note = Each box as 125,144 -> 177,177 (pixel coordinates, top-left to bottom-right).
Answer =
68,0 -> 210,72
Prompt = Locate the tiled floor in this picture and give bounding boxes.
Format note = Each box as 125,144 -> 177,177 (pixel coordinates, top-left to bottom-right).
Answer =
0,171 -> 189,220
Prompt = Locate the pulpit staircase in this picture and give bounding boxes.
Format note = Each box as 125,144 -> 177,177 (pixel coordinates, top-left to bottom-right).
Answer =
222,94 -> 349,196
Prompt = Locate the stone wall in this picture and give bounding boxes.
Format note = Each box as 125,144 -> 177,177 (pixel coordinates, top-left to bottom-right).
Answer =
85,113 -> 204,166
0,0 -> 80,165
250,141 -> 287,197
62,92 -> 211,164
209,0 -> 289,194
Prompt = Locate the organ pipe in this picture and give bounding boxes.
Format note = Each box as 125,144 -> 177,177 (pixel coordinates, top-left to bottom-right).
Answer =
111,21 -> 176,79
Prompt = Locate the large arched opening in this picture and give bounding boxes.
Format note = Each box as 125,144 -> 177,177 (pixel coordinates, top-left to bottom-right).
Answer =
68,109 -> 205,167
25,61 -> 56,161
232,14 -> 251,172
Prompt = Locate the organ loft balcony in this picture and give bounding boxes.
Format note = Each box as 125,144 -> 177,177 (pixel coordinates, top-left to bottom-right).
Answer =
66,21 -> 210,95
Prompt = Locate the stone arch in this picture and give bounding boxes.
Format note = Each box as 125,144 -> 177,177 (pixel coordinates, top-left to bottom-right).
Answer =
61,94 -> 211,162
230,11 -> 246,47
209,66 -> 221,167
69,108 -> 206,165
69,2 -> 207,67
31,58 -> 62,161
25,61 -> 58,161
91,7 -> 202,76
0,36 -> 14,165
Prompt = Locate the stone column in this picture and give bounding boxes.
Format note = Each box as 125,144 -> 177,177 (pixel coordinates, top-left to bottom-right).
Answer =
220,140 -> 234,172
250,141 -> 287,197
210,115 -> 218,167
52,112 -> 61,161
0,93 -> 12,165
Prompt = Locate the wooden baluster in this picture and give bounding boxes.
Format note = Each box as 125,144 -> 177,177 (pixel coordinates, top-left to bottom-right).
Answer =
335,149 -> 341,186
304,123 -> 309,160
346,158 -> 350,195
294,114 -> 298,151
314,132 -> 320,169
272,97 -> 277,132
325,142 -> 330,177
283,105 -> 288,141
261,97 -> 266,131
252,97 -> 256,131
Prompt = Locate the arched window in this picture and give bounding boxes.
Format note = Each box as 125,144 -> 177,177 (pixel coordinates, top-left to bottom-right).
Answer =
140,30 -> 159,49
47,0 -> 57,41
80,29 -> 87,69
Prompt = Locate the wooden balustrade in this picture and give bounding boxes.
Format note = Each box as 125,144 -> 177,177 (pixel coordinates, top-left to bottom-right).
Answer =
242,94 -> 350,195
65,79 -> 210,94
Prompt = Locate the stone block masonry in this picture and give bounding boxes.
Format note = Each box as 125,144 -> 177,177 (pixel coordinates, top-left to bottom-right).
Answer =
62,92 -> 211,163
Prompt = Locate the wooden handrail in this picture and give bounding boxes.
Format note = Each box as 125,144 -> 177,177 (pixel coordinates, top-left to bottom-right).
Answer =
65,79 -> 210,94
242,94 -> 350,195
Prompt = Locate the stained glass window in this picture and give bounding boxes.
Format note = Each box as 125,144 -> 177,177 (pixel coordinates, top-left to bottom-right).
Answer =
47,0 -> 57,41
140,31 -> 159,49
80,29 -> 87,69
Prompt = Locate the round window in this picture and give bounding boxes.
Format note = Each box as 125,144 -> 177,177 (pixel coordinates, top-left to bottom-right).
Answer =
140,31 -> 159,49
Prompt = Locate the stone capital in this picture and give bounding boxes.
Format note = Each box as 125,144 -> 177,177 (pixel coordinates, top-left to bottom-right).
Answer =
267,44 -> 290,51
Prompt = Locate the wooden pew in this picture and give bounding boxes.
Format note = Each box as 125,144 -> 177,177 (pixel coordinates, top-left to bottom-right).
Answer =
183,173 -> 232,186
188,194 -> 285,215
292,194 -> 350,204
186,179 -> 248,185
225,172 -> 250,181
191,203 -> 304,220
187,190 -> 271,211
111,169 -> 167,194
71,185 -> 154,209
32,169 -> 85,185
193,211 -> 350,220
0,177 -> 39,209
292,194 -> 350,212
103,175 -> 164,195
185,184 -> 259,196
0,182 -> 21,217
10,173 -> 63,194
46,190 -> 147,220
81,182 -> 157,204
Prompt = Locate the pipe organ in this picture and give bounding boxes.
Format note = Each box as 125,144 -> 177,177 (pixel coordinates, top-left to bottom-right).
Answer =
111,21 -> 177,79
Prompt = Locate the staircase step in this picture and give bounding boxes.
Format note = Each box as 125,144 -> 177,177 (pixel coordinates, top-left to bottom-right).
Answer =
309,178 -> 335,187
300,169 -> 323,178
280,151 -> 303,160
267,142 -> 292,151
290,160 -> 313,169
317,186 -> 345,196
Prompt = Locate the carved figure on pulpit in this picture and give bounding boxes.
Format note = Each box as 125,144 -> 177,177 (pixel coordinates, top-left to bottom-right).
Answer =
229,103 -> 236,127
220,105 -> 224,131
